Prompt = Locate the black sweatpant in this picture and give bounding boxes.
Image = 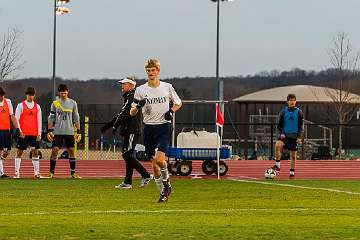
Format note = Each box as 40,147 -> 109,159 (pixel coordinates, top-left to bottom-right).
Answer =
122,133 -> 150,184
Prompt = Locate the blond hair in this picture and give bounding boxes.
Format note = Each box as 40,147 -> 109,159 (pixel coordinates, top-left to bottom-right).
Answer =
145,58 -> 160,70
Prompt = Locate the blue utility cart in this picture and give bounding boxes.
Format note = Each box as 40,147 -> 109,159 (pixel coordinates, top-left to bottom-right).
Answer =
166,146 -> 230,176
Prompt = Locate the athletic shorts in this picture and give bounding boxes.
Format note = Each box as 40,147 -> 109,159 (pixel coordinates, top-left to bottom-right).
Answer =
52,135 -> 75,149
279,137 -> 298,151
143,123 -> 171,158
17,136 -> 40,150
0,130 -> 11,150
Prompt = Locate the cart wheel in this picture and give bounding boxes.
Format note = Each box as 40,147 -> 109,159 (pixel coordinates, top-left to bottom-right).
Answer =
217,161 -> 228,176
168,161 -> 180,175
177,161 -> 192,176
202,160 -> 216,175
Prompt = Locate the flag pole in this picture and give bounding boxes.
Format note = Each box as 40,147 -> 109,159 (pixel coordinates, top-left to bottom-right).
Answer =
217,124 -> 220,179
216,103 -> 220,179
215,102 -> 224,180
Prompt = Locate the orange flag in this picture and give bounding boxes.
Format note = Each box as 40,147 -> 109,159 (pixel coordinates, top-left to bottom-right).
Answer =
216,103 -> 224,127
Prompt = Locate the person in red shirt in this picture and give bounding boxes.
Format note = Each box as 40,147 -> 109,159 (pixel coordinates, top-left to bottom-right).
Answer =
0,87 -> 21,178
14,87 -> 43,178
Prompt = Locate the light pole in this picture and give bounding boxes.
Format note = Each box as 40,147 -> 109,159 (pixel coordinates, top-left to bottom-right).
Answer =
210,0 -> 232,102
52,0 -> 71,100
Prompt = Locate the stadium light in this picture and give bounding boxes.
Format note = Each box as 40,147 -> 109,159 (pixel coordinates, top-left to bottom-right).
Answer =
52,0 -> 71,100
210,0 -> 233,102
56,7 -> 71,15
58,0 -> 70,4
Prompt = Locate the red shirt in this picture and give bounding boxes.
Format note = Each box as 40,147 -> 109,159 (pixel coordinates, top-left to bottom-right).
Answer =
19,101 -> 38,136
0,98 -> 10,130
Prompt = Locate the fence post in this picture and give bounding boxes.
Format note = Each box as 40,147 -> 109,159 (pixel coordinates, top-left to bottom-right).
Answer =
172,112 -> 176,147
270,123 -> 274,160
84,116 -> 89,160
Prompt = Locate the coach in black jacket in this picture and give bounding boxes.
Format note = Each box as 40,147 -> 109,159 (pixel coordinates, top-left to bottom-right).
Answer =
101,77 -> 151,189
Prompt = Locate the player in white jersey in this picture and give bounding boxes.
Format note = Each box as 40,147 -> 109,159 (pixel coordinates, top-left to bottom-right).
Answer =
130,58 -> 182,203
14,87 -> 42,179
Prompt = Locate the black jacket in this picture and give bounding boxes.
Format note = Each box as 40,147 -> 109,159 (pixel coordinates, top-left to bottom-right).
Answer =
101,89 -> 141,136
113,89 -> 141,135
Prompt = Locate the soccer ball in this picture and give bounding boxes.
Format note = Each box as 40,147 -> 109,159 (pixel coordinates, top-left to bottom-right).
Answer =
264,168 -> 276,179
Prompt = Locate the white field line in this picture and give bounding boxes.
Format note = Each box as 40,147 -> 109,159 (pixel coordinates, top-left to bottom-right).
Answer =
231,178 -> 360,195
2,208 -> 360,217
235,175 -> 260,180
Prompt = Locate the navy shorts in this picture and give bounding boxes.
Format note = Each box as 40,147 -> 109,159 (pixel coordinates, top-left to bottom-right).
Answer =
0,130 -> 11,150
144,123 -> 171,158
17,136 -> 40,150
280,137 -> 298,151
52,135 -> 75,149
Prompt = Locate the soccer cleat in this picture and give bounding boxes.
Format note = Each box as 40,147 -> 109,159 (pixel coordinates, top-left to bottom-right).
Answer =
139,175 -> 153,188
13,172 -> 20,179
71,173 -> 82,179
115,183 -> 132,189
157,193 -> 168,203
1,174 -> 10,178
34,174 -> 42,179
162,179 -> 172,198
47,172 -> 54,178
289,170 -> 295,178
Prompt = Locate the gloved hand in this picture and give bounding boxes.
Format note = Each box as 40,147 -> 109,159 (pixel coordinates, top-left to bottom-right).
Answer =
164,109 -> 174,121
47,129 -> 55,142
75,129 -> 82,143
136,99 -> 146,109
75,134 -> 82,143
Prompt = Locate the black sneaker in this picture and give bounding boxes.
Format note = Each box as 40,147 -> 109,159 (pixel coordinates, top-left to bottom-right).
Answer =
162,180 -> 172,198
1,174 -> 10,178
158,193 -> 168,203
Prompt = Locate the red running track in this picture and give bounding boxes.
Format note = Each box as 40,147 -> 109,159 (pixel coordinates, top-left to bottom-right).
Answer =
2,159 -> 360,180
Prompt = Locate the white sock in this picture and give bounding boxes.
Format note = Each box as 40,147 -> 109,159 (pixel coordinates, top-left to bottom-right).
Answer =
0,160 -> 4,175
275,160 -> 281,168
154,177 -> 164,193
15,158 -> 21,173
160,163 -> 169,181
32,157 -> 40,175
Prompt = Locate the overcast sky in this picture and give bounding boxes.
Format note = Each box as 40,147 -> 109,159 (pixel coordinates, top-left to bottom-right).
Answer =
1,0 -> 360,80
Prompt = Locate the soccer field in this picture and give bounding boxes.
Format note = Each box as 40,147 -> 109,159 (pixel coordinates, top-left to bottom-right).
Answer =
1,178 -> 360,240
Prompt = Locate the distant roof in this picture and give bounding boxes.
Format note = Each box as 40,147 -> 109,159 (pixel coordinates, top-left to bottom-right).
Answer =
233,85 -> 360,103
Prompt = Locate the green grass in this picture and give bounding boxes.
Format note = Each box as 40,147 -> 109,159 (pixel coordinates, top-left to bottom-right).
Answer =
1,178 -> 360,240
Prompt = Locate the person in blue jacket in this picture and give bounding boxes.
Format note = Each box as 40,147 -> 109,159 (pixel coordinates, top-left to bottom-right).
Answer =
272,94 -> 304,177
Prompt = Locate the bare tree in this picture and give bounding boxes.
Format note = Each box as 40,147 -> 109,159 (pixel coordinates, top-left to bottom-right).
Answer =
325,32 -> 360,156
0,28 -> 25,81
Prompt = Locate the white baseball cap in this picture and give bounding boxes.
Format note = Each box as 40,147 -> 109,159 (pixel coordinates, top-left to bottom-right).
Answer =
118,78 -> 136,86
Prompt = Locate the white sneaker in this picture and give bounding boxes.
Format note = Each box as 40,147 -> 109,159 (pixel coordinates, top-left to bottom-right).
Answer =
34,174 -> 42,179
115,183 -> 132,189
139,175 -> 153,188
289,171 -> 295,177
13,172 -> 20,179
